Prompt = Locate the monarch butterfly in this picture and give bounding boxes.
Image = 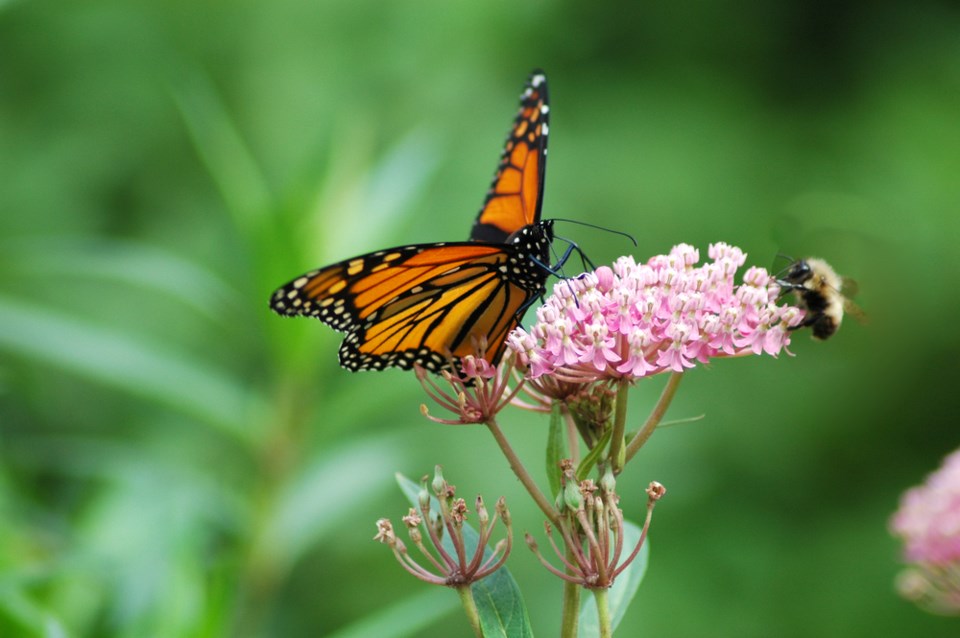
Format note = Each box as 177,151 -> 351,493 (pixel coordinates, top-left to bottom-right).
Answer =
270,70 -> 555,373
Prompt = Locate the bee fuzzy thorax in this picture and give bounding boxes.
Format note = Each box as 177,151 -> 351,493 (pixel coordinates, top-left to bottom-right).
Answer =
800,258 -> 841,292
777,257 -> 848,341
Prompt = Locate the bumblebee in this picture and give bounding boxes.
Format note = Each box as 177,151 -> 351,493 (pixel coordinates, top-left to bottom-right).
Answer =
777,257 -> 864,340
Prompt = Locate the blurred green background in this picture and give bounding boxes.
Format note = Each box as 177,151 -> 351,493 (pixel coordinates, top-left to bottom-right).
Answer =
1,0 -> 958,636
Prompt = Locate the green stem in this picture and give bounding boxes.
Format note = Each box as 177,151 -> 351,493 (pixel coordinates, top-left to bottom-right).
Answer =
486,420 -> 561,527
560,547 -> 581,638
562,404 -> 581,466
608,380 -> 630,474
624,372 -> 683,463
595,588 -> 612,638
457,585 -> 483,638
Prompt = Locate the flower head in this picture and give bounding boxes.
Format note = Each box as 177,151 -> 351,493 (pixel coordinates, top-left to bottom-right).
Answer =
525,469 -> 665,590
375,466 -> 513,587
507,243 -> 802,383
416,348 -> 524,425
890,449 -> 960,614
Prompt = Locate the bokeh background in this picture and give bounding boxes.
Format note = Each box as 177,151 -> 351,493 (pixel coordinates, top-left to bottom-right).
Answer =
2,0 -> 958,636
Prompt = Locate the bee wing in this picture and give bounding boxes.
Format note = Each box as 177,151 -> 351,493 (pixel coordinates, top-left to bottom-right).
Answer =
840,276 -> 860,297
842,297 -> 869,325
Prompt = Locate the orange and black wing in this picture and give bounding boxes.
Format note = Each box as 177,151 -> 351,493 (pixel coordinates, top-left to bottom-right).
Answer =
270,243 -> 539,371
470,70 -> 549,243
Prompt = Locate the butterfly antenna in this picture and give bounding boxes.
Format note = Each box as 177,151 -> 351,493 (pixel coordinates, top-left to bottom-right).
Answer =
551,218 -> 638,247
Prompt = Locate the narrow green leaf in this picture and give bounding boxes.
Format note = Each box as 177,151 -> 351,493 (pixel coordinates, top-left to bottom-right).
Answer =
260,437 -> 398,572
578,520 -> 649,637
326,589 -> 457,638
0,296 -> 261,443
546,402 -> 567,498
396,474 -> 534,638
169,70 -> 273,231
576,428 -> 612,481
0,237 -> 245,325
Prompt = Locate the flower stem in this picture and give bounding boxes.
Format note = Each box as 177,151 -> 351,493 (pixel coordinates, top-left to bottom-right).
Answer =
594,587 -> 612,638
624,372 -> 683,463
562,404 -> 581,466
560,559 -> 581,638
608,380 -> 630,474
486,420 -> 561,527
456,585 -> 483,638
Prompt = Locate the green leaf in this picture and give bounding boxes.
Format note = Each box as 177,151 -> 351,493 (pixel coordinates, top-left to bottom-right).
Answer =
546,402 -> 567,498
0,237 -> 244,326
577,519 -> 649,637
396,474 -> 534,638
326,589 -> 457,638
259,436 -> 399,572
0,296 -> 262,444
576,427 -> 612,481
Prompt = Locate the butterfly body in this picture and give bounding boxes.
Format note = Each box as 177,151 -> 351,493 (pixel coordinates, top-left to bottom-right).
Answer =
271,71 -> 553,373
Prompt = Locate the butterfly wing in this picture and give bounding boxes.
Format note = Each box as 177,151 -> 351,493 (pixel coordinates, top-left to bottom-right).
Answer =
270,70 -> 554,373
470,70 -> 549,243
270,242 -> 543,371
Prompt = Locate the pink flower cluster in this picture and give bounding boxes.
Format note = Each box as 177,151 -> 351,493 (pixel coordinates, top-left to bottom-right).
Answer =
890,449 -> 960,614
507,243 -> 803,381
891,449 -> 960,565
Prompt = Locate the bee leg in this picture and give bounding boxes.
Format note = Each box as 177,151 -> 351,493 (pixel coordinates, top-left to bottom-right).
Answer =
788,314 -> 818,332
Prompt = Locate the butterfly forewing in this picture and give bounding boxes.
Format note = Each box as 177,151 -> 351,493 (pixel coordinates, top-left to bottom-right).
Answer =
470,70 -> 549,243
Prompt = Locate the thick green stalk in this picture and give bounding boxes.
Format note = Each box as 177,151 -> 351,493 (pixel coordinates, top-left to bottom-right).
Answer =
608,380 -> 630,474
595,588 -> 612,638
457,585 -> 483,638
560,546 -> 581,638
625,372 -> 683,463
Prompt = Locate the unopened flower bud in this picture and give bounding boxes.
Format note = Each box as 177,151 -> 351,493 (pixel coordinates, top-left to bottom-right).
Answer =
564,477 -> 583,510
476,495 -> 489,525
419,476 -> 431,511
431,466 -> 446,495
496,496 -> 510,526
525,531 -> 539,551
600,466 -> 616,493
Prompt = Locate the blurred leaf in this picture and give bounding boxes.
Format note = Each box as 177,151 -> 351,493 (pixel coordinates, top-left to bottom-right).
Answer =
0,237 -> 245,325
546,403 -> 566,498
310,127 -> 440,260
0,589 -> 69,638
0,296 -> 262,443
169,70 -> 273,232
325,589 -> 456,638
258,436 -> 399,572
396,474 -> 533,638
577,520 -> 649,637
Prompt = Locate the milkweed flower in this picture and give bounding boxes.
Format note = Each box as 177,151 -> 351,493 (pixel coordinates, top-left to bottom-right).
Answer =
416,351 -> 525,425
374,467 -> 513,587
525,463 -> 665,589
890,449 -> 960,615
507,243 -> 803,382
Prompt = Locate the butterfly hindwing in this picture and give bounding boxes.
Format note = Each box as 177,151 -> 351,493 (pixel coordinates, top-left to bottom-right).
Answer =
470,70 -> 549,243
270,239 -> 549,371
